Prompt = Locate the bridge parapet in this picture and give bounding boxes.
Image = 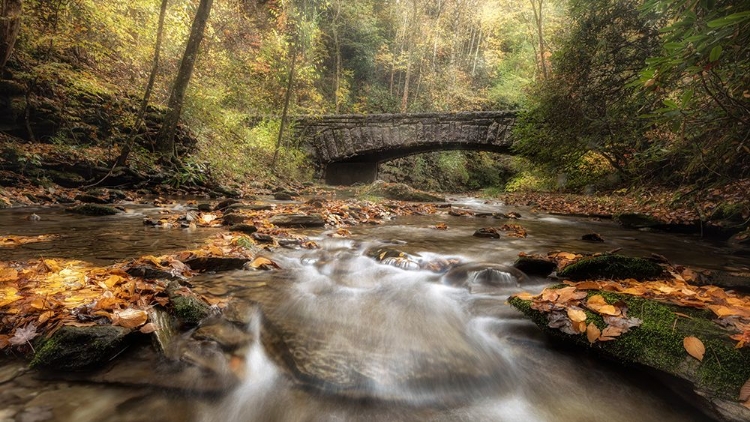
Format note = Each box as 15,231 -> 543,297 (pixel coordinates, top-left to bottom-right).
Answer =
294,111 -> 517,185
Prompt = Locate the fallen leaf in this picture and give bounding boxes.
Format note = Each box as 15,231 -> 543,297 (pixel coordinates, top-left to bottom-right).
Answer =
112,308 -> 148,329
9,324 -> 38,346
139,323 -> 157,334
247,256 -> 281,270
567,308 -> 587,323
586,323 -> 601,343
684,336 -> 705,361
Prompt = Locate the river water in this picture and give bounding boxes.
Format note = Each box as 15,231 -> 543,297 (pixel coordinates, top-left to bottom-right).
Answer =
1,197 -> 745,422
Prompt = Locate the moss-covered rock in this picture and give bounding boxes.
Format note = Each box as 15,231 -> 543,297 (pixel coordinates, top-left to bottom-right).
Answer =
65,203 -> 120,216
509,292 -> 750,421
557,254 -> 662,280
30,325 -> 131,371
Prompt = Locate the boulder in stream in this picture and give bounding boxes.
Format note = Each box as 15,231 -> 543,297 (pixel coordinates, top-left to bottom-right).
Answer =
513,256 -> 556,277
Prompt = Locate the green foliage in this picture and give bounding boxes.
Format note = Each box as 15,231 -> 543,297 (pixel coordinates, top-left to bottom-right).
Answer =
633,0 -> 750,183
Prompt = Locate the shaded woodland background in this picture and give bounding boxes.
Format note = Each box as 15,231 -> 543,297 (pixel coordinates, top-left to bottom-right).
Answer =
0,0 -> 748,192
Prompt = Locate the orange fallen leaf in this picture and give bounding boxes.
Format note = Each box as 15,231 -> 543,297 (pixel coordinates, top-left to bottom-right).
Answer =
139,323 -> 157,334
586,323 -> 601,344
112,308 -> 148,329
683,336 -> 705,361
248,257 -> 281,270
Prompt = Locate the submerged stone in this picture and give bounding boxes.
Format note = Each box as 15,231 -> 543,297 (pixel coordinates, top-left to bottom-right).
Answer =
443,263 -> 528,289
557,254 -> 662,280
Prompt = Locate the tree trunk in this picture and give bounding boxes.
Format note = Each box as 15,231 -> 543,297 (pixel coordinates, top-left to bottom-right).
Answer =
116,0 -> 168,166
0,0 -> 22,69
157,0 -> 214,160
271,42 -> 297,172
529,0 -> 547,80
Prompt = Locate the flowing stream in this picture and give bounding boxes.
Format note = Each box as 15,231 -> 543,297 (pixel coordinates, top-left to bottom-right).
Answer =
1,196 -> 746,422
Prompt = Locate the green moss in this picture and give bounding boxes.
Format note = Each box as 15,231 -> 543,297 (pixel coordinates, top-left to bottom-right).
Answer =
557,254 -> 663,280
509,291 -> 750,399
171,295 -> 210,325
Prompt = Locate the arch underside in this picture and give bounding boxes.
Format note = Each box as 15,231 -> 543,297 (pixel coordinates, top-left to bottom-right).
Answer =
329,142 -> 513,165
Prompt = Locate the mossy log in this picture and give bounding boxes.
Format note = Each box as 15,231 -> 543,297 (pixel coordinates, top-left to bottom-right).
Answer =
509,292 -> 750,421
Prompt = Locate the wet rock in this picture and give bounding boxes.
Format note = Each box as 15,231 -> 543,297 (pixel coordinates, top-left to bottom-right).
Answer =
184,257 -> 251,272
223,301 -> 254,326
197,203 -> 212,212
581,233 -> 604,242
226,203 -> 275,211
273,191 -> 297,200
222,213 -> 248,225
251,232 -> 274,243
259,279 -> 507,401
473,227 -> 500,238
214,198 -> 240,211
269,213 -> 326,227
74,193 -> 110,204
557,254 -> 663,281
193,321 -> 252,351
305,197 -> 327,208
30,325 -> 131,371
125,265 -> 182,280
443,263 -> 528,289
229,223 -> 258,235
148,307 -> 180,360
513,256 -> 556,277
65,204 -> 120,216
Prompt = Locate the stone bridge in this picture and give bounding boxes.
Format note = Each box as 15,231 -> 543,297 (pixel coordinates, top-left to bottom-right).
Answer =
294,111 -> 517,185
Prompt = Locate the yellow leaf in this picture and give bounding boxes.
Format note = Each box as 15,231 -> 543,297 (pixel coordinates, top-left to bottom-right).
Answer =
38,310 -> 55,324
683,336 -> 705,361
567,308 -> 587,323
104,275 -> 123,289
44,259 -> 62,273
586,323 -> 601,344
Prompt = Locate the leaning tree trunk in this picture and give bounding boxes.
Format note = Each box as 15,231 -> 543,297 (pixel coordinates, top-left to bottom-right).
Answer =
156,0 -> 213,160
0,0 -> 22,69
116,0 -> 168,167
